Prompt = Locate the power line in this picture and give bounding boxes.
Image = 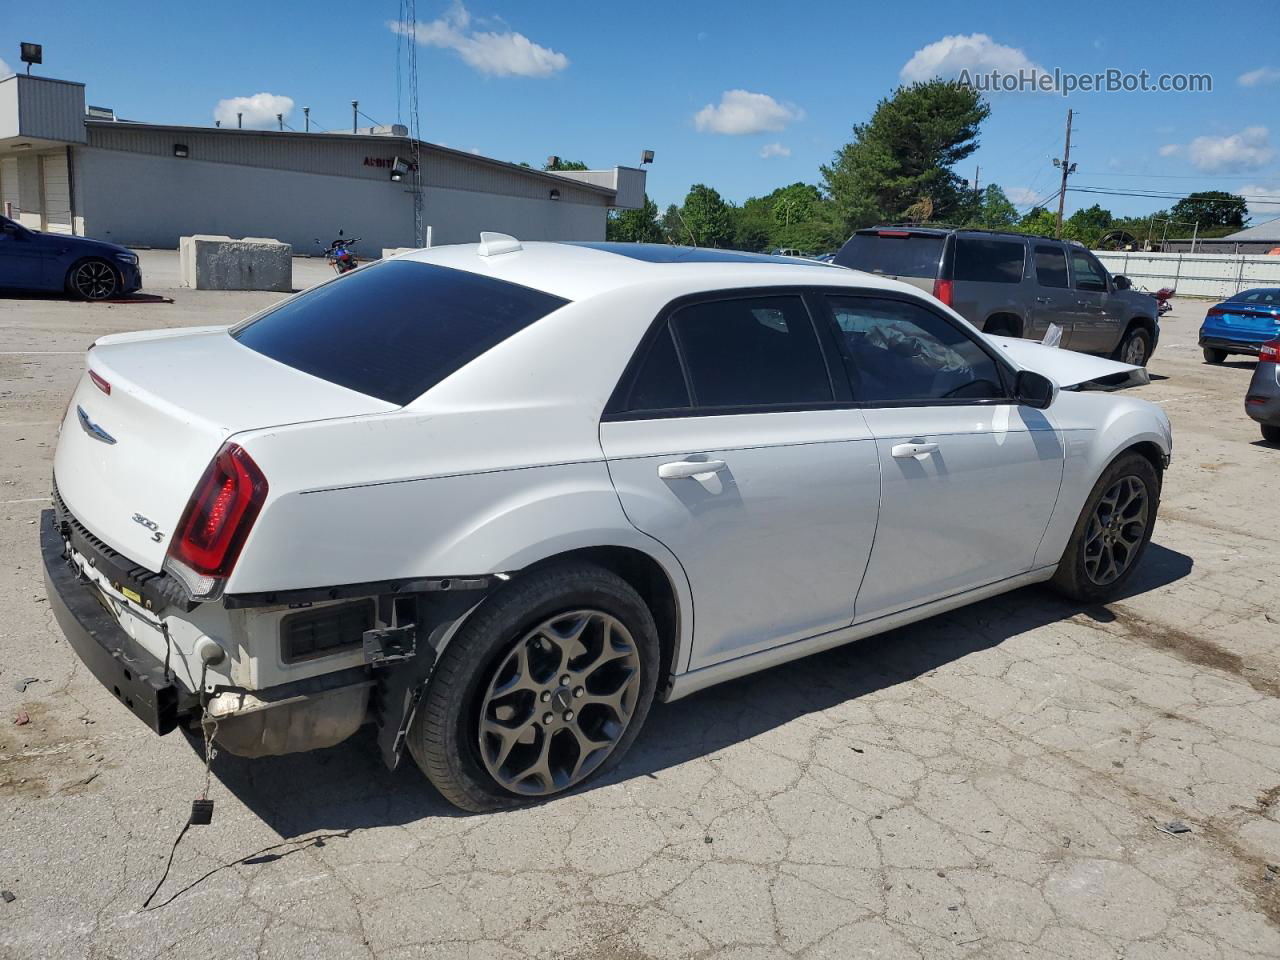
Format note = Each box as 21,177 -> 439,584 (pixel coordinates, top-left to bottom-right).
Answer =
1069,185 -> 1277,204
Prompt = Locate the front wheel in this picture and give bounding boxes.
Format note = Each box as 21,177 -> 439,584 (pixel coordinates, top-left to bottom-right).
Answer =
407,562 -> 660,812
1203,347 -> 1227,364
1052,452 -> 1160,603
1114,326 -> 1152,367
67,259 -> 119,301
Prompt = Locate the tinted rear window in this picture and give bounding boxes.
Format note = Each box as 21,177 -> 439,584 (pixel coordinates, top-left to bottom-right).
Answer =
232,260 -> 568,405
836,233 -> 944,278
954,238 -> 1025,284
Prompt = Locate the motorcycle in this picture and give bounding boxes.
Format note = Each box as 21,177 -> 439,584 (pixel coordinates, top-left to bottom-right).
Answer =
317,230 -> 361,274
1153,286 -> 1175,317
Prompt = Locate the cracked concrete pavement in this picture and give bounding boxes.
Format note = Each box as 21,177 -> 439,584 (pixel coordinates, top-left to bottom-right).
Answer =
2,257 -> 1279,958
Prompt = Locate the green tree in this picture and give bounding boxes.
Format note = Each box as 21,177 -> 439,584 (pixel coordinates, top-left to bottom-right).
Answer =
975,184 -> 1018,229
543,158 -> 590,171
1017,206 -> 1058,237
660,204 -> 690,244
606,194 -> 663,243
822,79 -> 990,230
681,184 -> 734,247
1170,191 -> 1247,231
1064,203 -> 1114,247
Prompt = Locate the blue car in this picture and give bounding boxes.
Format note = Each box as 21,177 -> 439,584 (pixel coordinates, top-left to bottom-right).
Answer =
0,214 -> 142,300
1200,287 -> 1280,363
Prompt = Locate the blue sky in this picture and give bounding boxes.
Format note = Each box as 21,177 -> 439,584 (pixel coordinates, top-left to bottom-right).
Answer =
4,0 -> 1280,222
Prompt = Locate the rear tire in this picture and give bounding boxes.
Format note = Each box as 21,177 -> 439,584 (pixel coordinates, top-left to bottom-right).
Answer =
407,562 -> 660,812
1114,325 -> 1152,367
1262,424 -> 1280,444
1202,347 -> 1228,364
1051,452 -> 1160,604
67,259 -> 119,301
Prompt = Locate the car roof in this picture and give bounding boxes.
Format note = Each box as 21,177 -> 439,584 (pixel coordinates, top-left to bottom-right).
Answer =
396,239 -> 909,301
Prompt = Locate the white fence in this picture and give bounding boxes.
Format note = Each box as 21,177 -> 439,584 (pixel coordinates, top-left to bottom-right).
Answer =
1094,250 -> 1280,300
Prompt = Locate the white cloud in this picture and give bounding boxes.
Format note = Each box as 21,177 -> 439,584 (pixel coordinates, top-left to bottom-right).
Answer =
759,142 -> 791,159
1238,185 -> 1280,212
0,58 -> 12,78
1158,143 -> 1181,157
1005,186 -> 1042,206
694,90 -> 802,136
900,33 -> 1045,85
1238,67 -> 1280,88
213,92 -> 295,129
1187,126 -> 1274,172
390,2 -> 568,78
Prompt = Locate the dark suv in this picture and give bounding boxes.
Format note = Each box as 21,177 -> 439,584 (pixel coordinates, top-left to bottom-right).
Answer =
834,227 -> 1159,366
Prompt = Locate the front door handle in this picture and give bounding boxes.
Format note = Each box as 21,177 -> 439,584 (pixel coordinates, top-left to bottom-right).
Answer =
658,459 -> 727,480
891,441 -> 938,460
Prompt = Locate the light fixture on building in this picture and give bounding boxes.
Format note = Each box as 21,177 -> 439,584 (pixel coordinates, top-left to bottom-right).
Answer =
173,143 -> 189,158
549,188 -> 561,201
390,157 -> 411,182
546,155 -> 560,169
641,149 -> 655,166
19,43 -> 42,74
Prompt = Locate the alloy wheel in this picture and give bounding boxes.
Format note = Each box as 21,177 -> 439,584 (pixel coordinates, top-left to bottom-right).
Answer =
1122,334 -> 1147,365
477,609 -> 642,796
1083,475 -> 1148,585
71,261 -> 118,300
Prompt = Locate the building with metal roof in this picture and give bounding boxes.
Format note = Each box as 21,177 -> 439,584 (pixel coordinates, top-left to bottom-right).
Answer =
0,73 -> 646,255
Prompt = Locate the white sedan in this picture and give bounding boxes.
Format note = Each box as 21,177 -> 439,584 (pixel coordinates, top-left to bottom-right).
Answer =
42,236 -> 1171,811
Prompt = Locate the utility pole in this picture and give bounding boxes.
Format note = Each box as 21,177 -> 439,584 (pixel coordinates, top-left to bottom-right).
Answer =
276,113 -> 283,131
973,165 -> 980,205
237,112 -> 242,129
304,107 -> 310,132
1054,109 -> 1074,239
352,100 -> 358,134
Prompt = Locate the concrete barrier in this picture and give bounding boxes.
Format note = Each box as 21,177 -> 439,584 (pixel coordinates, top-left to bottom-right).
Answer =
179,235 -> 293,291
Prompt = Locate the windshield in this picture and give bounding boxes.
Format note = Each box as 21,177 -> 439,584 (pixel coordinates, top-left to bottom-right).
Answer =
232,260 -> 569,405
835,232 -> 945,279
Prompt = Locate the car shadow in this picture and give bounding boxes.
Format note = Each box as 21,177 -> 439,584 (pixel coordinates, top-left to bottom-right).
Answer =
204,542 -> 1193,834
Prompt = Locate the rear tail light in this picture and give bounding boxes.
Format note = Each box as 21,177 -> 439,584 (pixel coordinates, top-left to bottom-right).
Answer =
88,370 -> 111,395
1260,340 -> 1280,364
1206,307 -> 1225,318
932,278 -> 954,307
164,443 -> 268,600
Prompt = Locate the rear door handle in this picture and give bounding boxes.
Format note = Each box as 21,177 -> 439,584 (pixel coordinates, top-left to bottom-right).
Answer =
1035,296 -> 1052,304
891,442 -> 938,460
658,459 -> 726,480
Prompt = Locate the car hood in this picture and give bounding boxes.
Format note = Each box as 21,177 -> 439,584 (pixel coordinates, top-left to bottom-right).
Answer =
987,336 -> 1149,390
30,228 -> 134,258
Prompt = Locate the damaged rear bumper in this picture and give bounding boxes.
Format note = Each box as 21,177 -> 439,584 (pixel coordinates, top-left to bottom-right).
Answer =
40,509 -> 198,734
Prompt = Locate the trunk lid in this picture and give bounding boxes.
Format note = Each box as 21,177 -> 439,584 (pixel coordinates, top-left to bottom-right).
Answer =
54,326 -> 395,571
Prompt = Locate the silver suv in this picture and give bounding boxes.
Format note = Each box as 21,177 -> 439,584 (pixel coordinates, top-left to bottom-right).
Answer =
834,227 -> 1159,366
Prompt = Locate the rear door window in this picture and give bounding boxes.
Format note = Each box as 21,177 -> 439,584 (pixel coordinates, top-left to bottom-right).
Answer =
954,238 -> 1025,284
835,232 -> 945,279
1033,245 -> 1070,288
625,327 -> 690,413
232,260 -> 568,406
670,295 -> 833,409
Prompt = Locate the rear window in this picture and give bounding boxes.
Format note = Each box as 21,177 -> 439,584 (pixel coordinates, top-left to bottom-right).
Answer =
954,238 -> 1025,284
232,260 -> 568,406
836,232 -> 944,279
1231,288 -> 1280,305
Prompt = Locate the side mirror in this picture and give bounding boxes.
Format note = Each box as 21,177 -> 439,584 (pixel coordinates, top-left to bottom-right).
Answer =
1113,274 -> 1131,291
1014,370 -> 1057,409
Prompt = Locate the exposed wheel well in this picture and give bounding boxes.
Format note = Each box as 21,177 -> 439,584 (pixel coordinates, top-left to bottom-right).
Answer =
984,312 -> 1022,337
1118,441 -> 1166,487
1123,315 -> 1155,338
523,546 -> 681,694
